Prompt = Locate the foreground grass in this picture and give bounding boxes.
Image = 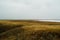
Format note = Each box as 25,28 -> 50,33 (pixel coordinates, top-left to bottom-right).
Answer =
0,20 -> 60,40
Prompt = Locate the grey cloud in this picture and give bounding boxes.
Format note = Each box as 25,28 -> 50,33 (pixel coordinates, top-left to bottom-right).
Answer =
0,0 -> 60,20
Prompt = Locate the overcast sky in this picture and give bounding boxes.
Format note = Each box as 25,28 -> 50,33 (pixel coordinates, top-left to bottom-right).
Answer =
0,0 -> 60,21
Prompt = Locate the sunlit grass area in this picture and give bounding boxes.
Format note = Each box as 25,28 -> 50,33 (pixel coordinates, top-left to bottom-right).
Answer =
0,20 -> 60,40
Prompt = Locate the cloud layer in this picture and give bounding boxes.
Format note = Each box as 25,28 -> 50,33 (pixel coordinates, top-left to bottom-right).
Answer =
0,0 -> 60,20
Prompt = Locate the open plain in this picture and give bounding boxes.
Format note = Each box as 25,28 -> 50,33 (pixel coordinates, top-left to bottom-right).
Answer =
0,20 -> 60,40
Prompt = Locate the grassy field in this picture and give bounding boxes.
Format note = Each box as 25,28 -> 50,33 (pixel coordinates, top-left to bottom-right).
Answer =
0,20 -> 60,40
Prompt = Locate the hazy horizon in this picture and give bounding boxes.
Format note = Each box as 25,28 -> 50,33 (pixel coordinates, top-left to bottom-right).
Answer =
0,0 -> 60,21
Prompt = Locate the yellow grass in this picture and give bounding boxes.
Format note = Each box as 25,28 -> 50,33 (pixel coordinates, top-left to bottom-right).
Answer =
0,20 -> 60,31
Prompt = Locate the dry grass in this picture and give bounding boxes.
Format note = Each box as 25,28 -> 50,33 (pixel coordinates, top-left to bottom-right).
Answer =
0,20 -> 60,40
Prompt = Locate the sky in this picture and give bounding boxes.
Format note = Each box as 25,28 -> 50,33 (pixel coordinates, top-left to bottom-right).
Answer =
0,0 -> 60,21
